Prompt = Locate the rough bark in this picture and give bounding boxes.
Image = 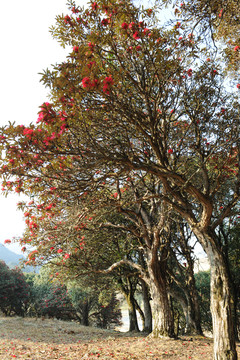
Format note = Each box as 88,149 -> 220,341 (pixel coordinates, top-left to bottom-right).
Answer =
232,284 -> 240,342
210,254 -> 237,360
148,257 -> 175,338
81,301 -> 89,326
134,298 -> 145,331
193,230 -> 237,360
140,279 -> 152,333
126,292 -> 140,332
185,274 -> 203,335
170,288 -> 202,335
118,278 -> 140,332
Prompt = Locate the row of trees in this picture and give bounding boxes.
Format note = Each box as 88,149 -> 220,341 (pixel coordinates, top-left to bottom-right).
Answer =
0,261 -> 122,329
0,0 -> 239,359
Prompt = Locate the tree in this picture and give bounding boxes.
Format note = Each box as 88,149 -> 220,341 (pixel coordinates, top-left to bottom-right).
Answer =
164,0 -> 240,74
195,270 -> 212,332
0,261 -> 29,316
168,221 -> 203,335
0,0 -> 239,358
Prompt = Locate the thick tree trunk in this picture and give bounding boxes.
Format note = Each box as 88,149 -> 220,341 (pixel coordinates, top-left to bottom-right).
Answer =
118,278 -> 139,332
194,229 -> 237,360
209,252 -> 237,360
150,282 -> 174,337
148,261 -> 175,338
126,292 -> 139,332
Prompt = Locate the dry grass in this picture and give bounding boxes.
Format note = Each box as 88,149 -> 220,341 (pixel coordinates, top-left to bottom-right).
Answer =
0,316 -> 239,359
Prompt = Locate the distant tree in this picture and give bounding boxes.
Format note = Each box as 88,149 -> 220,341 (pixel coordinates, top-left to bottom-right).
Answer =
195,271 -> 211,332
0,261 -> 29,316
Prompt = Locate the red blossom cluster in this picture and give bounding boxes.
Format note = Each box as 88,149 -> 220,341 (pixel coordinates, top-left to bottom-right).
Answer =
71,6 -> 79,14
4,239 -> 11,244
102,76 -> 114,94
101,18 -> 110,26
64,15 -> 72,25
82,77 -> 99,89
88,42 -> 95,51
91,2 -> 98,11
81,76 -> 113,94
37,102 -> 56,124
73,45 -> 79,53
121,21 -> 151,40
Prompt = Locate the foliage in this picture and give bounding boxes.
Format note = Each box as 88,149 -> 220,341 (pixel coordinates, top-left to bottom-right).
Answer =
0,0 -> 239,356
163,0 -> 240,74
195,271 -> 211,331
0,261 -> 29,316
24,268 -> 122,327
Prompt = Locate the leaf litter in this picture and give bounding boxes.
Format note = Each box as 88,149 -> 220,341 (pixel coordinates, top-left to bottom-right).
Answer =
0,316 -> 239,359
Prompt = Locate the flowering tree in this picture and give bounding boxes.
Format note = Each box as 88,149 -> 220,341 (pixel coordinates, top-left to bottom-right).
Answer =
0,0 -> 239,358
164,0 -> 240,74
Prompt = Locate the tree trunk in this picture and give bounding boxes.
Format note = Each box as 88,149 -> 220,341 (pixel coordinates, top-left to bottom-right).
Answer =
232,283 -> 239,342
185,278 -> 203,335
126,292 -> 140,332
134,298 -> 145,331
170,288 -> 202,335
148,260 -> 175,338
81,301 -> 89,326
194,229 -> 238,360
209,251 -> 237,360
140,279 -> 152,333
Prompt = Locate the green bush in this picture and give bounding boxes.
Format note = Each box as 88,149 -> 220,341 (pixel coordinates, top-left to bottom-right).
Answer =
0,261 -> 29,316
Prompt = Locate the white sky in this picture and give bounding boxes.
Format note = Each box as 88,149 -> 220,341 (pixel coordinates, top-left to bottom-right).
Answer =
0,0 -> 86,254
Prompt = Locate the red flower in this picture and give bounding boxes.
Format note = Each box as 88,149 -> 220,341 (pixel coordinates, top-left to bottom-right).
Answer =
82,77 -> 92,88
23,128 -> 34,137
121,22 -> 128,29
4,239 -> 11,244
88,42 -> 95,51
82,77 -> 99,89
64,15 -> 71,24
101,18 -> 110,26
143,28 -> 149,35
57,249 -> 63,253
133,31 -> 140,40
129,22 -> 136,29
103,76 -> 114,94
136,45 -> 142,51
71,7 -> 79,13
168,149 -> 173,154
237,84 -> 240,89
73,46 -> 79,53
234,45 -> 239,51
91,2 -> 98,11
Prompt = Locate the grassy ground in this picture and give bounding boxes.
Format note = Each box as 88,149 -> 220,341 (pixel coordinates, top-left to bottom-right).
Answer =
0,316 -> 239,359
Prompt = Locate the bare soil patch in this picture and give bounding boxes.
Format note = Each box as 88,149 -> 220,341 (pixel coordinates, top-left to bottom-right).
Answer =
0,317 -> 239,359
